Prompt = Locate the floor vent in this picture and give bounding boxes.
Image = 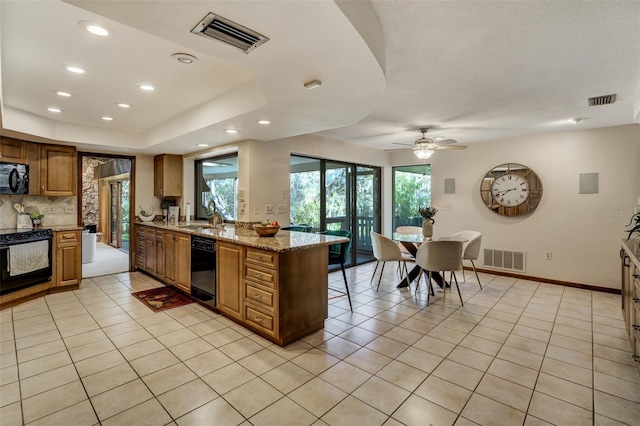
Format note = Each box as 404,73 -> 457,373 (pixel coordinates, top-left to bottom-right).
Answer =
588,94 -> 616,106
191,12 -> 269,54
483,249 -> 526,272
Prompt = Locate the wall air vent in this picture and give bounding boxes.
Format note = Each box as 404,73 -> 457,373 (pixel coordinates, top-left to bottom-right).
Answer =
588,94 -> 616,106
483,248 -> 526,273
191,13 -> 269,54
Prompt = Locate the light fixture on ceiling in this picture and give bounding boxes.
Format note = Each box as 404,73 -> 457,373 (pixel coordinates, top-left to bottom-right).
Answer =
258,120 -> 271,125
196,143 -> 209,147
56,91 -> 71,97
102,116 -> 113,121
47,107 -> 62,113
304,79 -> 322,89
171,53 -> 198,64
86,24 -> 109,37
116,103 -> 131,108
565,117 -> 582,124
226,129 -> 238,134
66,66 -> 85,74
137,84 -> 155,91
434,136 -> 445,141
413,145 -> 434,160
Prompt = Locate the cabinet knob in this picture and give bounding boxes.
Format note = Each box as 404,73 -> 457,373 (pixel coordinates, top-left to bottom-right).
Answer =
634,274 -> 640,279
253,293 -> 263,300
634,355 -> 640,363
254,273 -> 262,278
253,316 -> 263,323
634,298 -> 640,304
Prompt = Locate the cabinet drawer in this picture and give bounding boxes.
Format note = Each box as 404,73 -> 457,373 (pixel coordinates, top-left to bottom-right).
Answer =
244,281 -> 276,311
58,231 -> 79,242
245,248 -> 277,269
245,304 -> 276,337
244,264 -> 277,288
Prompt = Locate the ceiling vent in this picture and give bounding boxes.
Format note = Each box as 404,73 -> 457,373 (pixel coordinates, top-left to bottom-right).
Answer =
191,13 -> 269,54
588,94 -> 616,106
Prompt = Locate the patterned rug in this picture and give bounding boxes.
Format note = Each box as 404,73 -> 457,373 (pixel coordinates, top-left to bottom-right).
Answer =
132,286 -> 194,312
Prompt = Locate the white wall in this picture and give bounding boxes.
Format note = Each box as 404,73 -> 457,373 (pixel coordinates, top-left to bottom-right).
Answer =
134,155 -> 159,216
390,124 -> 638,289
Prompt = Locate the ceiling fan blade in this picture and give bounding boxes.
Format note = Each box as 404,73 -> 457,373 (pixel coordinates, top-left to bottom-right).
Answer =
392,142 -> 414,147
434,139 -> 457,145
434,144 -> 467,150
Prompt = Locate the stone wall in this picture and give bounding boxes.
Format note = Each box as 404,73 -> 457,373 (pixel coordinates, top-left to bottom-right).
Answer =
82,157 -> 106,227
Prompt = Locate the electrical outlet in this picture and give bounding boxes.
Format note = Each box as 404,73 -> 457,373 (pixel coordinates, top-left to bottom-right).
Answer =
46,206 -> 55,214
545,251 -> 552,260
443,204 -> 452,211
277,204 -> 287,214
282,189 -> 288,200
253,204 -> 260,215
64,205 -> 76,213
265,204 -> 274,215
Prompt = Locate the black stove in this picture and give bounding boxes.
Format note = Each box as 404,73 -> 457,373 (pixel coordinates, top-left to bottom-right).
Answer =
0,228 -> 53,247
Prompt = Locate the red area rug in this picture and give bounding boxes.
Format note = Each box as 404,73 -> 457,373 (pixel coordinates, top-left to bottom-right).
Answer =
132,286 -> 194,312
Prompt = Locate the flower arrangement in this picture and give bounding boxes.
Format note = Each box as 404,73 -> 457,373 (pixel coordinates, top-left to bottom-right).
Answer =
418,206 -> 438,224
29,212 -> 44,227
626,212 -> 640,240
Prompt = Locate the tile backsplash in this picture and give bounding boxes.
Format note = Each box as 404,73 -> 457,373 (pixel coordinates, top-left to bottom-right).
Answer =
0,195 -> 78,229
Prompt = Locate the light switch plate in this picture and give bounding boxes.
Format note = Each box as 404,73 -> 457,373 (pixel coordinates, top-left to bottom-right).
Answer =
253,204 -> 260,215
277,204 -> 287,214
265,204 -> 274,214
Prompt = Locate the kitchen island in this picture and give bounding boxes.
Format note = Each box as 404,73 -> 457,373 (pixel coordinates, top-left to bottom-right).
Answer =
135,221 -> 348,345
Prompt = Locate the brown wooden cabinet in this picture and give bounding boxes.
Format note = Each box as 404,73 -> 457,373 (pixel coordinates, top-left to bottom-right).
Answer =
0,137 -> 27,162
621,241 -> 640,373
39,144 -> 77,196
136,225 -> 191,293
54,230 -> 81,287
175,233 -> 191,293
154,154 -> 183,198
164,231 -> 177,285
216,241 -> 243,321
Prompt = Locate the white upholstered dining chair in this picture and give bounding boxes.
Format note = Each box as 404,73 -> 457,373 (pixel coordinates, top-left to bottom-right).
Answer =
394,226 -> 422,274
451,230 -> 482,289
370,231 -> 408,291
414,240 -> 464,306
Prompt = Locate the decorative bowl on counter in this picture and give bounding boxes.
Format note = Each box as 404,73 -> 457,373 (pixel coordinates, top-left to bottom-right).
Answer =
139,212 -> 155,222
253,224 -> 280,237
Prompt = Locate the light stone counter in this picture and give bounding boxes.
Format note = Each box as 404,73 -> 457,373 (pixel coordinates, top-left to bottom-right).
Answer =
135,221 -> 348,252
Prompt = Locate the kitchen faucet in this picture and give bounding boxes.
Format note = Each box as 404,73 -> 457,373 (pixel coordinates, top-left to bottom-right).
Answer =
207,199 -> 224,227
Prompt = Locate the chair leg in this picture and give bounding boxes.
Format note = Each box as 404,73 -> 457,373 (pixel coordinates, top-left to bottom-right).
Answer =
452,271 -> 463,306
470,260 -> 482,289
461,260 -> 466,282
376,262 -> 387,292
426,271 -> 433,306
340,263 -> 352,312
370,261 -> 380,287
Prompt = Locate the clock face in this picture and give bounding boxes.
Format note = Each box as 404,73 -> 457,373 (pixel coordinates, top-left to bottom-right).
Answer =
480,163 -> 543,217
491,173 -> 530,207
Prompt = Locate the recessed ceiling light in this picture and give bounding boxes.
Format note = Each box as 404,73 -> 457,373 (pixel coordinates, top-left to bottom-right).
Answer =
565,118 -> 582,124
56,91 -> 72,97
137,84 -> 155,91
196,144 -> 209,147
202,162 -> 216,166
102,116 -> 113,121
225,129 -> 238,134
116,103 -> 131,108
303,79 -> 322,89
171,53 -> 198,64
434,136 -> 444,141
47,107 -> 61,113
258,120 -> 271,125
86,24 -> 109,37
66,66 -> 85,74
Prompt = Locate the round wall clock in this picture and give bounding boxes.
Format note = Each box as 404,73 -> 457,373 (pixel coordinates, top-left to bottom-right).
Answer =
480,163 -> 543,217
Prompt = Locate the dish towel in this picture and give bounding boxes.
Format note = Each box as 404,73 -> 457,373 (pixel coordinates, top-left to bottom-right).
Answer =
8,241 -> 49,276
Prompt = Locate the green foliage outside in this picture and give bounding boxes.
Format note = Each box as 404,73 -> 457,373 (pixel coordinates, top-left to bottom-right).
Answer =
393,167 -> 432,227
202,178 -> 237,220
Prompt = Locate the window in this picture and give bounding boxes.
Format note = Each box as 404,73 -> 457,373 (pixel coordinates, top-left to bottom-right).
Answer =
392,164 -> 431,229
194,154 -> 238,220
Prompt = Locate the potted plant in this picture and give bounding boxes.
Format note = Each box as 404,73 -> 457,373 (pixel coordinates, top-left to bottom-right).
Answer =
418,206 -> 437,238
29,212 -> 44,227
139,206 -> 155,222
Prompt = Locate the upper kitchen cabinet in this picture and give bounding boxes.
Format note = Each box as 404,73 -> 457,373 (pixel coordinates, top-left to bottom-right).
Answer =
39,145 -> 77,196
154,154 -> 183,198
0,137 -> 27,163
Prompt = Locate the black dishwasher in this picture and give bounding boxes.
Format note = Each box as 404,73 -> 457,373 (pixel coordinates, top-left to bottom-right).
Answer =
190,236 -> 216,308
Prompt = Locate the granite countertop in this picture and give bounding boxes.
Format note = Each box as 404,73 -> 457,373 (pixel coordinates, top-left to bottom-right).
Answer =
136,221 -> 348,253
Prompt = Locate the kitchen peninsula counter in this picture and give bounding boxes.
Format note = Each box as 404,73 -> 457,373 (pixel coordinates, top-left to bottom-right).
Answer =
135,221 -> 348,345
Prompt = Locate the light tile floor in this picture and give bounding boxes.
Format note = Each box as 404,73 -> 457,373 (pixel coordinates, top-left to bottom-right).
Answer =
1,262 -> 640,425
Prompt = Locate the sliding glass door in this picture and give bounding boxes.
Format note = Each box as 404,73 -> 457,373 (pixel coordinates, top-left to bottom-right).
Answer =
290,156 -> 380,267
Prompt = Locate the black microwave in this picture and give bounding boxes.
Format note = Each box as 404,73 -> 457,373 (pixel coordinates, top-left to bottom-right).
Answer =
0,162 -> 29,195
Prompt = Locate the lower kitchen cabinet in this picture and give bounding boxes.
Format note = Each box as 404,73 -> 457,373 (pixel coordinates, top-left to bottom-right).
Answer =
54,230 -> 81,287
621,240 -> 640,373
216,241 -> 243,321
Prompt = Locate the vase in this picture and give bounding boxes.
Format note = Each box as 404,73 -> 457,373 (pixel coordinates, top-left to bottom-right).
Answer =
422,220 -> 434,238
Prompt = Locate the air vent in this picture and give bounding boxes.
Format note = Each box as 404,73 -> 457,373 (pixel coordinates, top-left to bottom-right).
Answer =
483,248 -> 526,273
191,13 -> 269,54
588,94 -> 616,106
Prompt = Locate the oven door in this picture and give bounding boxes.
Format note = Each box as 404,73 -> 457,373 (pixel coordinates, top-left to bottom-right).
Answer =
0,240 -> 53,295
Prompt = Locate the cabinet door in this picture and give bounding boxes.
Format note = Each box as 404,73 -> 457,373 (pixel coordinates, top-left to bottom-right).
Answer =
145,236 -> 155,274
176,233 -> 191,292
153,155 -> 164,197
217,242 -> 243,320
154,154 -> 183,198
0,137 -> 26,162
163,231 -> 177,285
55,231 -> 81,287
155,232 -> 164,278
40,145 -> 77,196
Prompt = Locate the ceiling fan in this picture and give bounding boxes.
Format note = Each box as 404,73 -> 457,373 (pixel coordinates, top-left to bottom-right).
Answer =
392,128 -> 467,159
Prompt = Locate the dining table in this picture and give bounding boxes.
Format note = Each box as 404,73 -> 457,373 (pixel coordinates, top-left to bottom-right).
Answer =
392,233 -> 467,289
